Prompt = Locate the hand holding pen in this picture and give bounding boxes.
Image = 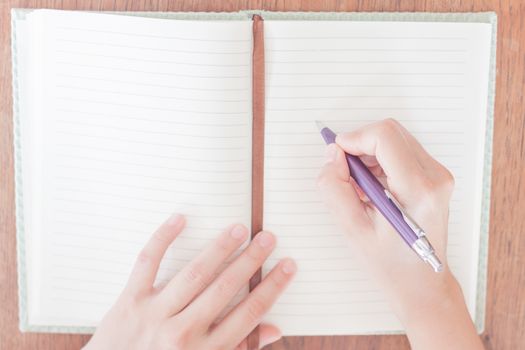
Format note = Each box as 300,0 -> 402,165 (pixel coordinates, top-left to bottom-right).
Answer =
317,121 -> 442,272
317,119 -> 483,350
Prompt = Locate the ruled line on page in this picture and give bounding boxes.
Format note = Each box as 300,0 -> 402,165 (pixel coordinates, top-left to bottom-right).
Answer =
51,197 -> 245,210
57,26 -> 252,42
54,144 -> 249,162
266,60 -> 466,64
265,35 -> 468,40
56,74 -> 249,92
54,96 -> 249,115
54,164 -> 249,183
54,157 -> 249,174
51,253 -> 189,265
48,273 -> 124,287
56,49 -> 250,67
52,286 -> 117,297
55,180 -> 246,205
265,48 -> 467,52
54,119 -> 248,138
55,85 -> 249,103
56,62 -> 249,79
52,232 -> 213,250
56,38 -> 250,54
55,114 -> 248,130
267,83 -> 465,88
267,95 -> 465,99
55,109 -> 249,126
54,131 -> 245,150
49,298 -> 108,306
266,107 -> 463,111
54,186 -> 248,198
54,208 -> 244,222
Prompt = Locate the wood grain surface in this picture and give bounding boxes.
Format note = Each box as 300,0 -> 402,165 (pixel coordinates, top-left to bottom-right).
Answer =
1,1 -> 524,349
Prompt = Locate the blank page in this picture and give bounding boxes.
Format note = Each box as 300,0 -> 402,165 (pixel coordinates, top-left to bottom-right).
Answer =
263,21 -> 491,335
21,10 -> 253,327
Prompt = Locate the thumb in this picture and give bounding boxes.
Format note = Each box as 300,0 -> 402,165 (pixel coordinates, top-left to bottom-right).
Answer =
317,143 -> 372,236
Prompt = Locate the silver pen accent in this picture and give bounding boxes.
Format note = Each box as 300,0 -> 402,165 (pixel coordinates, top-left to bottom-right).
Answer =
385,190 -> 443,272
412,237 -> 443,272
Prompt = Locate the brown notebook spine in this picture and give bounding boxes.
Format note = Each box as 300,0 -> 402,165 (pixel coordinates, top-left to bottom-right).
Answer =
247,14 -> 265,350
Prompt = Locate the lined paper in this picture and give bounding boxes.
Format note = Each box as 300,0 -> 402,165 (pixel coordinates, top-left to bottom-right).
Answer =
23,11 -> 253,327
263,21 -> 492,335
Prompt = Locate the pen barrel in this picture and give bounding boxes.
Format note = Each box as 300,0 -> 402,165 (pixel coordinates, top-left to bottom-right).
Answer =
345,153 -> 419,246
318,125 -> 419,246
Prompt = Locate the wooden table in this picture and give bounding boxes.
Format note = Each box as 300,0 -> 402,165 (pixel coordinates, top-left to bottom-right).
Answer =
1,1 -> 524,349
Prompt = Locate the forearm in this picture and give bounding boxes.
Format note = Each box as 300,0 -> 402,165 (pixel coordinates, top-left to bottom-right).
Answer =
394,271 -> 484,350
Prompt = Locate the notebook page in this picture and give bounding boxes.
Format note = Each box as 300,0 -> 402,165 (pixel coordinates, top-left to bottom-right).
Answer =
263,21 -> 491,335
24,10 -> 253,327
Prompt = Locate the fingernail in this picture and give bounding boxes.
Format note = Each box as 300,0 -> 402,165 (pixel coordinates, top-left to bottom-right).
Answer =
256,231 -> 274,248
281,259 -> 297,275
230,224 -> 247,240
167,213 -> 183,226
325,143 -> 338,163
262,332 -> 282,346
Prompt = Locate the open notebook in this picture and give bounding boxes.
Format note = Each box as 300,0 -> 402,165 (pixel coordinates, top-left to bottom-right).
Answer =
12,9 -> 496,335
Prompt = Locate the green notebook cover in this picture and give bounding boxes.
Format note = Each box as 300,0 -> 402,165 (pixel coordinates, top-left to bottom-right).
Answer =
11,9 -> 496,334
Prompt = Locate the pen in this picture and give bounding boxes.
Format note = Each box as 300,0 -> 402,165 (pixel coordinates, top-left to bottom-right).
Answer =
316,122 -> 443,272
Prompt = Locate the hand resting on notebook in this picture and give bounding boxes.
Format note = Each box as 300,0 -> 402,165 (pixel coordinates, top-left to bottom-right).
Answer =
83,217 -> 296,350
317,118 -> 484,350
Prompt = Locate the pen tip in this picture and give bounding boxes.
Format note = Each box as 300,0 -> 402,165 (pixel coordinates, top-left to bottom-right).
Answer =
315,120 -> 326,131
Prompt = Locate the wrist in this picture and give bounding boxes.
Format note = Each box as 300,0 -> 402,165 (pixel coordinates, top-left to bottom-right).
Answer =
389,268 -> 484,350
392,267 -> 465,326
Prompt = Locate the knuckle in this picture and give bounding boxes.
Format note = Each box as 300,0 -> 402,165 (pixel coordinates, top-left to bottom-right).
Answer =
153,228 -> 172,245
418,178 -> 442,207
207,339 -> 230,350
136,249 -> 152,265
245,244 -> 264,263
169,324 -> 193,350
377,118 -> 400,137
217,230 -> 233,251
183,263 -> 209,290
124,291 -> 143,308
244,297 -> 267,324
113,294 -> 139,317
440,168 -> 455,193
269,270 -> 286,287
215,274 -> 237,297
383,117 -> 400,128
316,171 -> 332,190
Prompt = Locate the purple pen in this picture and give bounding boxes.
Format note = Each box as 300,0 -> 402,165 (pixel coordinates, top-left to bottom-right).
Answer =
317,122 -> 443,272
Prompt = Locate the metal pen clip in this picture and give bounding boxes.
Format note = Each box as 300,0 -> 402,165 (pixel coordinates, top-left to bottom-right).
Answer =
384,190 -> 425,237
384,190 -> 443,272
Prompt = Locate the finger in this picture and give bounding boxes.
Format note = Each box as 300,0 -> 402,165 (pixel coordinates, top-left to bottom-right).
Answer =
392,120 -> 444,174
125,214 -> 186,296
394,123 -> 455,191
317,143 -> 373,235
335,118 -> 429,208
181,231 -> 276,328
158,224 -> 249,314
360,154 -> 379,167
210,259 -> 296,349
368,164 -> 386,178
384,120 -> 455,204
234,324 -> 282,350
